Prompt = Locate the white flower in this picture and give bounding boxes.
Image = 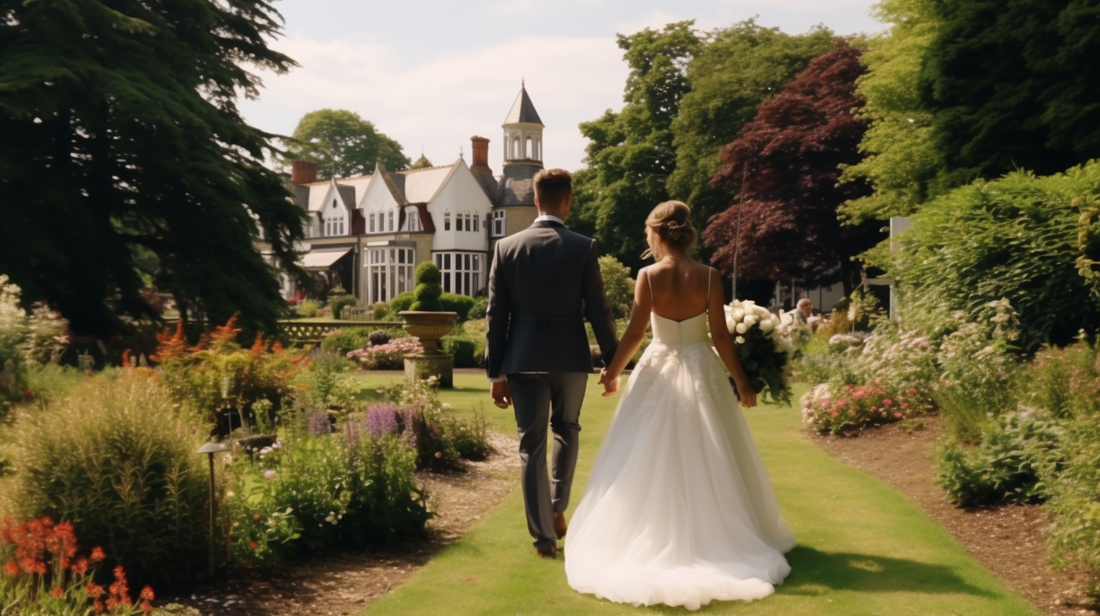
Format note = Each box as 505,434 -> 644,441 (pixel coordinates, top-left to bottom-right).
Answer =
744,315 -> 757,326
441,403 -> 452,409
735,336 -> 746,345
735,322 -> 749,334
760,318 -> 776,333
732,309 -> 745,322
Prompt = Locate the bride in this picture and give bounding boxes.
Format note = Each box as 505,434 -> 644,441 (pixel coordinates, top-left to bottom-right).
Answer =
564,200 -> 795,610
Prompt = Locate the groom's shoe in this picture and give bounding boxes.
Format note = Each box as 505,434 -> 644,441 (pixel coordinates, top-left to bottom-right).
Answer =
536,543 -> 558,559
553,511 -> 568,540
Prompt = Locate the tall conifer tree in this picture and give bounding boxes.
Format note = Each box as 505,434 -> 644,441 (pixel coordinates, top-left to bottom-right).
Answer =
0,0 -> 306,336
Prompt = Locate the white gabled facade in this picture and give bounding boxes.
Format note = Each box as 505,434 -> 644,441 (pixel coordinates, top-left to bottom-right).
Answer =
357,168 -> 403,235
279,84 -> 546,304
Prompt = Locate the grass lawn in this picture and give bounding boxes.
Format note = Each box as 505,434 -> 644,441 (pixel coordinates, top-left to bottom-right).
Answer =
356,374 -> 1039,616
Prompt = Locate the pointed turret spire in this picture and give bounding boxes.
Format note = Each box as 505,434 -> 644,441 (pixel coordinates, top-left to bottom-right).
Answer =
503,82 -> 543,126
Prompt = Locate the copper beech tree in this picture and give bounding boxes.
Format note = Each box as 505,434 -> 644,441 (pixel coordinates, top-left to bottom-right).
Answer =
704,40 -> 882,296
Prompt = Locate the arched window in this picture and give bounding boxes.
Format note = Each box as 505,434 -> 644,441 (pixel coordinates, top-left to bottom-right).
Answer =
512,137 -> 520,159
525,137 -> 532,159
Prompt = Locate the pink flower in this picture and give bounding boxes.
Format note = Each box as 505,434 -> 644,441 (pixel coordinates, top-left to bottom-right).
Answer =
900,403 -> 910,409
874,389 -> 884,395
830,411 -> 839,418
853,390 -> 866,399
893,412 -> 903,419
883,399 -> 894,407
906,388 -> 918,395
870,406 -> 877,412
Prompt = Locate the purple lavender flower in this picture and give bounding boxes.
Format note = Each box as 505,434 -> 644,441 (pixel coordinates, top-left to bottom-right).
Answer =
308,411 -> 331,436
365,402 -> 400,438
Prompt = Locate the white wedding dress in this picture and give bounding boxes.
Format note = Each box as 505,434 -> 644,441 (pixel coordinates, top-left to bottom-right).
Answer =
565,308 -> 796,611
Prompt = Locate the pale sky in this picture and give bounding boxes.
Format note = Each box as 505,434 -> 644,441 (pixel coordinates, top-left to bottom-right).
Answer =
241,0 -> 884,174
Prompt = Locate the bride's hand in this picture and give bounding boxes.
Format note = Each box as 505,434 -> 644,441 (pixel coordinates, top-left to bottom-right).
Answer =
736,379 -> 757,408
599,369 -> 619,397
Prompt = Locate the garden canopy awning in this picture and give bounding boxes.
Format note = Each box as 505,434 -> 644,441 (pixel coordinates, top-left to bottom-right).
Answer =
301,249 -> 350,270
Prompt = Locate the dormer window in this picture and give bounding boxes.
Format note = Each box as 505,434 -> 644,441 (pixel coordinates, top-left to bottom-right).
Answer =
444,212 -> 451,231
332,200 -> 337,209
369,213 -> 376,233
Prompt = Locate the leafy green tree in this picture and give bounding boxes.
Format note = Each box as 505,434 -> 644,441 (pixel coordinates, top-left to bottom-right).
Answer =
572,22 -> 702,270
284,109 -> 409,179
918,0 -> 1100,193
669,21 -> 835,230
410,154 -> 434,169
0,0 -> 307,337
597,255 -> 636,319
838,0 -> 945,224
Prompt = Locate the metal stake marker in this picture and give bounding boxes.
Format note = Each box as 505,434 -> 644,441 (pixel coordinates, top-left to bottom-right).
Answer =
196,442 -> 228,576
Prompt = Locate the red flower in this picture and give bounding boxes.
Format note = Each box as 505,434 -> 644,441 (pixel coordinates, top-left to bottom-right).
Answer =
22,389 -> 33,399
900,403 -> 910,410
434,452 -> 443,459
249,541 -> 259,550
2,559 -> 18,577
86,583 -> 106,599
253,514 -> 262,521
94,600 -> 106,614
72,557 -> 89,575
90,547 -> 106,562
51,587 -> 64,599
870,406 -> 877,412
893,412 -> 903,419
883,399 -> 894,407
906,388 -> 918,395
140,586 -> 155,601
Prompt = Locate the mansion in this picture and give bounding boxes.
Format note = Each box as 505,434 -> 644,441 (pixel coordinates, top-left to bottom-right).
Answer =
278,84 -> 547,305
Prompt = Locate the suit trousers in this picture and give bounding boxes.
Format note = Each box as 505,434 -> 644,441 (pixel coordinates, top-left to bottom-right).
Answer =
507,372 -> 589,549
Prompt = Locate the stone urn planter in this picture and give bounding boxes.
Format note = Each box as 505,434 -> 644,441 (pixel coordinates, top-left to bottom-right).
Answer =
399,310 -> 458,388
399,311 -> 457,353
401,262 -> 458,388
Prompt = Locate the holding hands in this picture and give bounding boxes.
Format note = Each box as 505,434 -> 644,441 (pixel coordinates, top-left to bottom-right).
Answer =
599,369 -> 619,397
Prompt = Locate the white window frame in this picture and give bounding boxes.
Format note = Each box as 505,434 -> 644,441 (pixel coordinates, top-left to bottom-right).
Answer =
492,210 -> 506,237
366,247 -> 414,304
434,252 -> 484,296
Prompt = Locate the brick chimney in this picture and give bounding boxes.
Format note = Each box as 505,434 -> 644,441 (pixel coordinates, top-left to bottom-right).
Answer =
469,136 -> 492,177
291,159 -> 318,184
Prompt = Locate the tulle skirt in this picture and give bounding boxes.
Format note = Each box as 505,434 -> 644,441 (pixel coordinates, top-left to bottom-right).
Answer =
565,341 -> 795,611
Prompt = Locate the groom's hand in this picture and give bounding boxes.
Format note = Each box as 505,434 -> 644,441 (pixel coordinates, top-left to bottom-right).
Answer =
491,381 -> 512,409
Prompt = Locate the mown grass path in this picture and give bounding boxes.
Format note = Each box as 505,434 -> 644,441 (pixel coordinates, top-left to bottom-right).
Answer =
357,374 -> 1039,615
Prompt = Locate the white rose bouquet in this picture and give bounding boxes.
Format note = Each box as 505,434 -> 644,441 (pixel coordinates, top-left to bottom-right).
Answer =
723,300 -> 797,405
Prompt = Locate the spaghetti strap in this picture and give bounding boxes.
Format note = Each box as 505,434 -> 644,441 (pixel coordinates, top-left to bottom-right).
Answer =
705,267 -> 712,315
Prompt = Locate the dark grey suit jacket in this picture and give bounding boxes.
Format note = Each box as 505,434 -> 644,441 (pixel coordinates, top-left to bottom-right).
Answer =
486,220 -> 619,379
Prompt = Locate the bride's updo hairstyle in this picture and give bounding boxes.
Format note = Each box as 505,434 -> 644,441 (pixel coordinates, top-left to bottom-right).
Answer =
645,200 -> 697,255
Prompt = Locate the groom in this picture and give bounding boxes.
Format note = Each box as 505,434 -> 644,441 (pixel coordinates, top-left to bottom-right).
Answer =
486,168 -> 620,559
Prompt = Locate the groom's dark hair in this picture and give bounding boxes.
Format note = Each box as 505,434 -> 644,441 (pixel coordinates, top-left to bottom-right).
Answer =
534,168 -> 573,210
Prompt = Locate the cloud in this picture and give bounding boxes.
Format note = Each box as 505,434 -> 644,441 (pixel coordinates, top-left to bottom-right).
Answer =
240,33 -> 628,172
